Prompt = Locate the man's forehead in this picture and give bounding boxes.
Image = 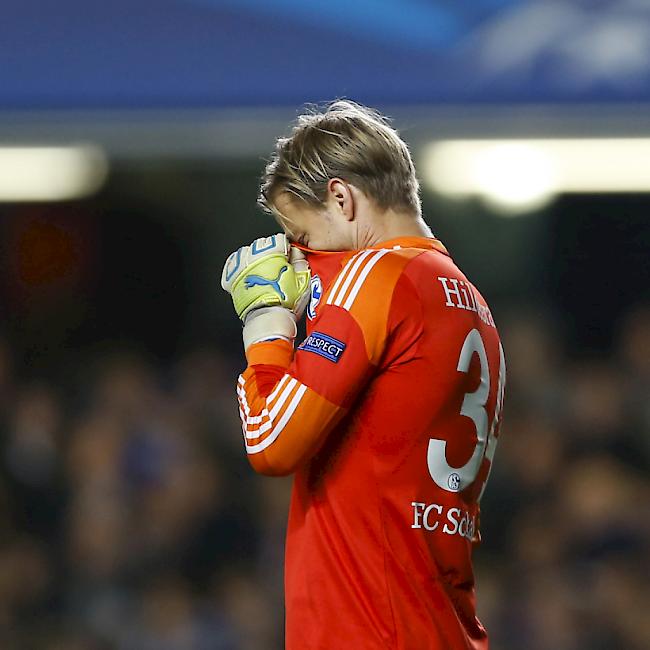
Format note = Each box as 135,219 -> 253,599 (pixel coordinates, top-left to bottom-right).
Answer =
268,204 -> 298,242
271,194 -> 305,229
273,192 -> 304,219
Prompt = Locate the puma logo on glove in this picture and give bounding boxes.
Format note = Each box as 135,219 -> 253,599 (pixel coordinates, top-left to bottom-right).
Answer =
244,265 -> 288,300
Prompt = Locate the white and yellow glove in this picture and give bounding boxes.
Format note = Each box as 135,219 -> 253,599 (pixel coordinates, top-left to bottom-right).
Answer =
221,234 -> 311,349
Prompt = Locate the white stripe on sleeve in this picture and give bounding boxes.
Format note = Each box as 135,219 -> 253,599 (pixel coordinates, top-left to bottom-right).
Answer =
237,374 -> 291,426
325,251 -> 363,306
246,384 -> 308,454
244,377 -> 298,439
329,249 -> 374,306
341,249 -> 391,311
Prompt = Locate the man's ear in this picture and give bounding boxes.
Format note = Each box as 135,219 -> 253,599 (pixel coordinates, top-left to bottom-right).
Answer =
327,178 -> 355,222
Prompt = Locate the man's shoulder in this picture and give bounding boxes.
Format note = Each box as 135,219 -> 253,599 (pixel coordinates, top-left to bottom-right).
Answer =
323,246 -> 424,315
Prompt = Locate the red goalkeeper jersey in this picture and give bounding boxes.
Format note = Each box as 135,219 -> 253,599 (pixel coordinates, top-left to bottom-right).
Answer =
236,236 -> 506,649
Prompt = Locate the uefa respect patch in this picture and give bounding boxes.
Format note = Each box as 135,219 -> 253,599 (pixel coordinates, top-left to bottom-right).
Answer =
298,331 -> 346,363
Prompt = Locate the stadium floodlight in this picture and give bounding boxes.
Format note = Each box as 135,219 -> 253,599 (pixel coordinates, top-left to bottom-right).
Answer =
422,138 -> 650,214
0,145 -> 108,202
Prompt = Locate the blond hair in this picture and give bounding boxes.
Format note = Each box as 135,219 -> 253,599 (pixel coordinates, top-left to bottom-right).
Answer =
259,100 -> 421,218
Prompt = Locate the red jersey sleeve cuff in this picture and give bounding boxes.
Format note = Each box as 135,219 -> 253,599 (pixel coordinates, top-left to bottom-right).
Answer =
245,339 -> 294,368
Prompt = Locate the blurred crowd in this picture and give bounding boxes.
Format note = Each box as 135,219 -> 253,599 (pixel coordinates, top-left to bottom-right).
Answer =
0,302 -> 648,650
479,303 -> 650,650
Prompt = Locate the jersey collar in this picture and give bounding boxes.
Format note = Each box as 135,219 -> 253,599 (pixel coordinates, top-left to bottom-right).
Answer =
293,236 -> 450,257
369,236 -> 449,256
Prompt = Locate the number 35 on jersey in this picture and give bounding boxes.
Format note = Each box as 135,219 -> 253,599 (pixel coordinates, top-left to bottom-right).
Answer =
427,329 -> 506,498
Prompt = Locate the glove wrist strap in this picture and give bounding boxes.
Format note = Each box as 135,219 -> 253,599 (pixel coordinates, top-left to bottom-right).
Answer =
242,307 -> 297,350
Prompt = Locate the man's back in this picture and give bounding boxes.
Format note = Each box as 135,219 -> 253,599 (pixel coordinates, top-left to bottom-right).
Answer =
284,237 -> 506,649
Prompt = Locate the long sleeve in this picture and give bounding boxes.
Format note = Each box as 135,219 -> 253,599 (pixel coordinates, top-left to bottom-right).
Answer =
236,247 -> 423,475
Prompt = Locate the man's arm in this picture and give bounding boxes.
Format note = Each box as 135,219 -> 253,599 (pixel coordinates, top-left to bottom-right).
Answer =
236,248 -> 422,476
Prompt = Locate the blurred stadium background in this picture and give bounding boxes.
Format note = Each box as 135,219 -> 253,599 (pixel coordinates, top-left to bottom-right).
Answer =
1,1 -> 649,648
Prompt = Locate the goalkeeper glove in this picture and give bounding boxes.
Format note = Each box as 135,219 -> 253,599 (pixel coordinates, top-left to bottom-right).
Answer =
221,234 -> 311,349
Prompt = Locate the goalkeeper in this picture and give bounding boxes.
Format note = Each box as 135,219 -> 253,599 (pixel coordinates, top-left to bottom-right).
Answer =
222,100 -> 506,650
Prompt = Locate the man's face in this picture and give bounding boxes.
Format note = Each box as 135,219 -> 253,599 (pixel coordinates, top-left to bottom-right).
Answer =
272,191 -> 353,251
